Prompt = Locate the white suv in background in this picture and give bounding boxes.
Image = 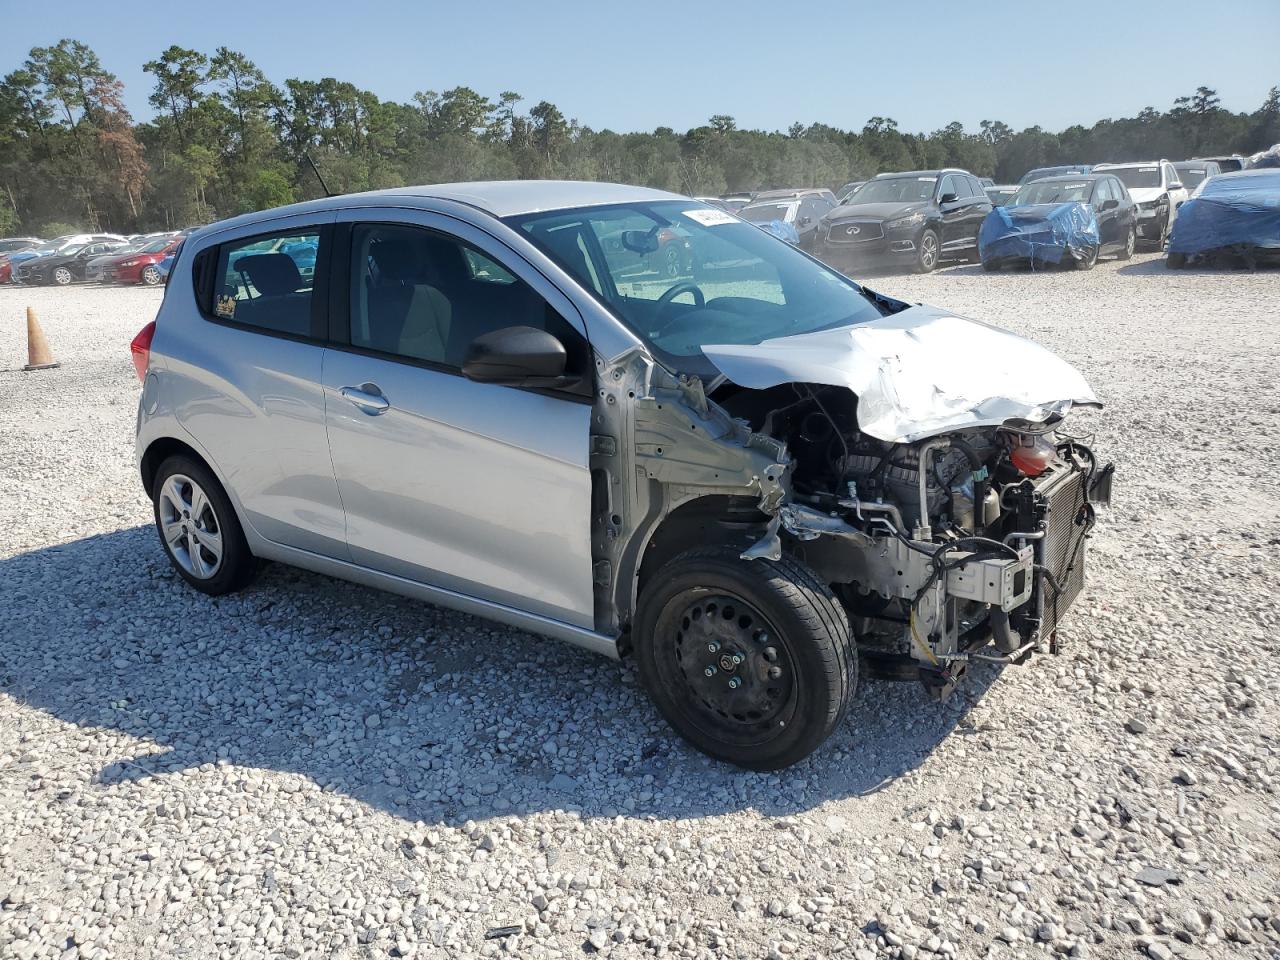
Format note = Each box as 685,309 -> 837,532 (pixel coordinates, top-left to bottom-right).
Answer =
1092,160 -> 1188,249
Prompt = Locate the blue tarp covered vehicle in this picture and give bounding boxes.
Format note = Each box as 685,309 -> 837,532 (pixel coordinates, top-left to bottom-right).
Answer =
755,219 -> 801,245
979,201 -> 1100,269
1167,169 -> 1280,267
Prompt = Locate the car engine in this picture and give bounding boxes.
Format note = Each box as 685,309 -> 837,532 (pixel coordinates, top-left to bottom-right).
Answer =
717,382 -> 1112,695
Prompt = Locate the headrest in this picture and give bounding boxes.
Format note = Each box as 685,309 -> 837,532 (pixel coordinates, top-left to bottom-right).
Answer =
370,238 -> 427,284
236,253 -> 302,296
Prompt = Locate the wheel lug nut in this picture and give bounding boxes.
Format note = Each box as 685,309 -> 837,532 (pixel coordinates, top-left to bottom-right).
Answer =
706,641 -> 719,653
732,654 -> 743,665
763,647 -> 778,662
728,677 -> 741,689
768,666 -> 783,680
703,667 -> 715,677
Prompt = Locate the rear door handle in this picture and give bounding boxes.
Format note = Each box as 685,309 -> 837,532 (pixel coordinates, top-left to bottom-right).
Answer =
340,384 -> 390,415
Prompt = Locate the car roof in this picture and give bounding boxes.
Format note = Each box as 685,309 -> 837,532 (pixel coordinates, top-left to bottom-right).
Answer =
1093,161 -> 1168,169
871,169 -> 964,179
752,188 -> 831,200
195,180 -> 685,238
1027,174 -> 1106,183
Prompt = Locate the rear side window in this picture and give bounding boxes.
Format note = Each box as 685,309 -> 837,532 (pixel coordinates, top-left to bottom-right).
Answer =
208,229 -> 322,337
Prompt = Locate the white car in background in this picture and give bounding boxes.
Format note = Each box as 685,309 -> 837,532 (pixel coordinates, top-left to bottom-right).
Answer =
1092,160 -> 1188,249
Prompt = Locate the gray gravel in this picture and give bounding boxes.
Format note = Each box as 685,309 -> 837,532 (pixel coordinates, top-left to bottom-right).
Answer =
1,255 -> 1278,960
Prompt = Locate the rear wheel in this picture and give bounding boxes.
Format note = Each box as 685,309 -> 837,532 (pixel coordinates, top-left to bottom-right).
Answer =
913,229 -> 939,273
152,455 -> 257,596
982,259 -> 1000,272
1166,252 -> 1187,269
1116,225 -> 1136,261
635,547 -> 856,770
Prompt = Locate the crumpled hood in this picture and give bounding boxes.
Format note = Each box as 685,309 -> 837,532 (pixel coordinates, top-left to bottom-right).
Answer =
1127,186 -> 1165,204
702,305 -> 1100,443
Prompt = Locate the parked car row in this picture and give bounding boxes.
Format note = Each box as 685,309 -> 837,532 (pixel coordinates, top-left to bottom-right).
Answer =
0,231 -> 197,286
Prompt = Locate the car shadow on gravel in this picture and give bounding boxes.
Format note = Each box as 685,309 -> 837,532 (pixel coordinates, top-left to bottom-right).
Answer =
0,526 -> 1001,826
1115,257 -> 1280,275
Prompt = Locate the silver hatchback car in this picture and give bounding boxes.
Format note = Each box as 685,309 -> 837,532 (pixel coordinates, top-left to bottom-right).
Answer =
134,181 -> 1112,769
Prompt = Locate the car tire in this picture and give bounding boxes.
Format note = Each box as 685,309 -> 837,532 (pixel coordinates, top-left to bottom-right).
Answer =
1116,225 -> 1136,261
982,260 -> 1000,272
1071,245 -> 1098,271
152,455 -> 257,596
634,546 -> 856,770
52,266 -> 73,286
140,265 -> 162,286
1166,253 -> 1187,269
913,229 -> 939,274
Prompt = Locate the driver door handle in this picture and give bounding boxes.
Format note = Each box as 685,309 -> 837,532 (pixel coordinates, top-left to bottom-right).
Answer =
340,384 -> 390,415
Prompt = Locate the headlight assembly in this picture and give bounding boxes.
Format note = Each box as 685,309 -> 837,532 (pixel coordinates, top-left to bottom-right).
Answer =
886,212 -> 925,230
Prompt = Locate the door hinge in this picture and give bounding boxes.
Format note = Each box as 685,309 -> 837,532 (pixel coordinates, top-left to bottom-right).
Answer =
590,435 -> 616,456
592,560 -> 612,586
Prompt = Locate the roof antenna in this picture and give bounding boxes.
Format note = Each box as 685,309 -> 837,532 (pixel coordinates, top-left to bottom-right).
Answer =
304,152 -> 334,198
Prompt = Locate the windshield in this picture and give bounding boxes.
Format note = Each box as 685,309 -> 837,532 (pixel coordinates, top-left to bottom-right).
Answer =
739,202 -> 794,223
1175,165 -> 1211,188
1012,181 -> 1093,205
845,177 -> 935,205
509,201 -> 884,376
138,238 -> 173,254
1108,167 -> 1161,189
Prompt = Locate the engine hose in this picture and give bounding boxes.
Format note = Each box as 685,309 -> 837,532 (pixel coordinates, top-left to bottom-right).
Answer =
951,438 -> 989,536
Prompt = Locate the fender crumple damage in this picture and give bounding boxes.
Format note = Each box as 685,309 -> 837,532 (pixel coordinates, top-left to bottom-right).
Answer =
593,309 -> 1109,691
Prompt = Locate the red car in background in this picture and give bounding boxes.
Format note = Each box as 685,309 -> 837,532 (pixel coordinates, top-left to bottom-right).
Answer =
95,235 -> 183,285
0,258 -> 12,284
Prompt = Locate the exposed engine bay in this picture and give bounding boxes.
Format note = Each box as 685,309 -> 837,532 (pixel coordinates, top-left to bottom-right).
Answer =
591,302 -> 1112,701
714,380 -> 1113,696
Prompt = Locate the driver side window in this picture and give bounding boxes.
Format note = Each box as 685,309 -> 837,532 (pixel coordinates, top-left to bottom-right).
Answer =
348,222 -> 589,377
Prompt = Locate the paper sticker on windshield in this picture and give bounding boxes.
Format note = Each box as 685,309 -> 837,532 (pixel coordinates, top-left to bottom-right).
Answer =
918,177 -> 937,182
215,294 -> 237,319
684,208 -> 737,226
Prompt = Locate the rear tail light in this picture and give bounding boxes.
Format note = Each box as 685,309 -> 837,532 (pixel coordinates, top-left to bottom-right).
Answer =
131,320 -> 156,382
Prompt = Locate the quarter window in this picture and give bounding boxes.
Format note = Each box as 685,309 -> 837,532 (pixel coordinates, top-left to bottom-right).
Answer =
348,223 -> 589,376
210,230 -> 321,337
938,174 -> 960,200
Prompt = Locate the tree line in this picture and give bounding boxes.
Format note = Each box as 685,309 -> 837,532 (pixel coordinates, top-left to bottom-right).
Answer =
2,39 -> 1278,235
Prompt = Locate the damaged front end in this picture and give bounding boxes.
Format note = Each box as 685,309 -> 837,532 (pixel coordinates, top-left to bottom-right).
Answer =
598,305 -> 1113,700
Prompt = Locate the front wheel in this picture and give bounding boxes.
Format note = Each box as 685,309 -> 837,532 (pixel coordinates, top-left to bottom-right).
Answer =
1071,245 -> 1098,271
140,264 -> 162,286
634,547 -> 856,770
152,455 -> 257,595
52,266 -> 73,286
913,229 -> 940,273
1166,252 -> 1187,269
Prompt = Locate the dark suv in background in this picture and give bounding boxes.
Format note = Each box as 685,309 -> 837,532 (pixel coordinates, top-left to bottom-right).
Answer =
817,169 -> 991,273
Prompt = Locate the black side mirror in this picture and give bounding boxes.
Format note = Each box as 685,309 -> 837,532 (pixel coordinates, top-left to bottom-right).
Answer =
463,325 -> 576,388
620,228 -> 659,254
938,192 -> 959,204
799,216 -> 812,226
1100,198 -> 1119,210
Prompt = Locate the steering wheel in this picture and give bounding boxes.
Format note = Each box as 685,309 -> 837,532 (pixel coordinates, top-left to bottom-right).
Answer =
653,281 -> 706,330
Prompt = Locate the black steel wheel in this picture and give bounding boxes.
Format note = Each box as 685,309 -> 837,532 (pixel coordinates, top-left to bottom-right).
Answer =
635,547 -> 856,770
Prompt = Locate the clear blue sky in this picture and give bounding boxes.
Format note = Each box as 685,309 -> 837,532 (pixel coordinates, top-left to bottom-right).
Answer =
3,0 -> 1277,134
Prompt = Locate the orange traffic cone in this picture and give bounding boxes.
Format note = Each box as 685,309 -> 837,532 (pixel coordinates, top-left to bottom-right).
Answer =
23,306 -> 59,371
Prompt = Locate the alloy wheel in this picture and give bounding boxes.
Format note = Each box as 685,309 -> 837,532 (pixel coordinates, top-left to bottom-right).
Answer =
919,233 -> 938,270
157,473 -> 224,579
141,265 -> 161,286
53,267 -> 72,285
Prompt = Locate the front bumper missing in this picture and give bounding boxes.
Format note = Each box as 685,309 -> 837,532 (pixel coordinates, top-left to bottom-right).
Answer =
759,455 -> 1110,696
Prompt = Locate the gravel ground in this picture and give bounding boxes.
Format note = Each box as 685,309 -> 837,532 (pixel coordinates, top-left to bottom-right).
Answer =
1,255 -> 1278,960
